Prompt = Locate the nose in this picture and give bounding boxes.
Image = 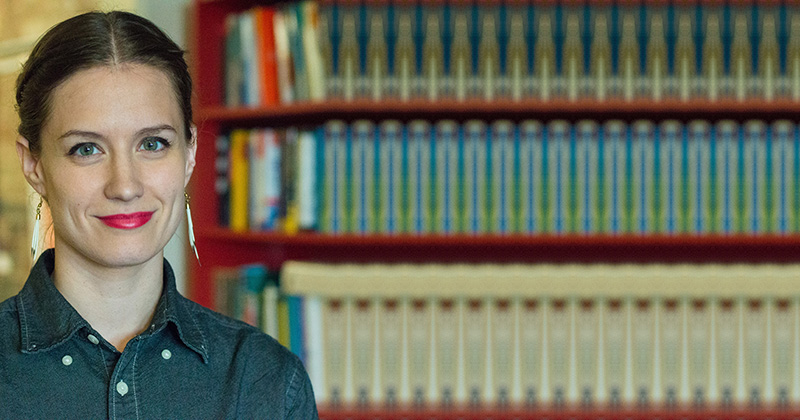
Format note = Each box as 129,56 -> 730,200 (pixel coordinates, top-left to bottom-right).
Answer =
104,154 -> 144,201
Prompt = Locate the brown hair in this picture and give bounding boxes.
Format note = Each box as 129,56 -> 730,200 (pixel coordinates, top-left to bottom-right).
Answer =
15,11 -> 193,154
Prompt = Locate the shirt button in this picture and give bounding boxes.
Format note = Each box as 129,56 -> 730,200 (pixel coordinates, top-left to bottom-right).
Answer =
161,349 -> 172,360
116,380 -> 129,396
87,334 -> 99,345
62,355 -> 73,366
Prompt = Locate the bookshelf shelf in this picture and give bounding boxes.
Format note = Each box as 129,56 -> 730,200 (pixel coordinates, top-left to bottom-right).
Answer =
317,406 -> 800,420
197,98 -> 800,126
199,227 -> 800,264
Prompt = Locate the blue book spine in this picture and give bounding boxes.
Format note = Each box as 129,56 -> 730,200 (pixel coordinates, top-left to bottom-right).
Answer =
372,123 -> 381,234
379,120 -> 401,234
386,120 -> 404,234
492,120 -> 514,234
604,120 -> 626,234
287,295 -> 306,363
594,120 -> 606,234
566,120 -> 579,234
689,120 -> 711,235
735,121 -> 747,233
772,120 -> 792,234
678,120 -> 690,234
464,120 -> 487,234
353,120 -> 374,234
745,120 -> 767,234
658,121 -> 680,235
313,126 -> 325,231
436,120 -> 459,234
400,123 -> 411,233
520,120 -> 542,234
548,120 -> 569,234
635,120 -> 656,235
716,120 -> 738,234
511,121 -> 522,234
575,120 -> 598,235
456,123 -> 466,233
763,121 -> 777,234
409,120 -> 432,234
794,121 -> 800,233
325,120 -> 347,234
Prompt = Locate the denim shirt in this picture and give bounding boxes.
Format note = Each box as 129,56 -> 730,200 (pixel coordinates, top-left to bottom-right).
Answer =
0,249 -> 318,419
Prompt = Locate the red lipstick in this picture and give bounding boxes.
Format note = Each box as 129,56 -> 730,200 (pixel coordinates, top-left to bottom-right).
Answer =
97,212 -> 154,229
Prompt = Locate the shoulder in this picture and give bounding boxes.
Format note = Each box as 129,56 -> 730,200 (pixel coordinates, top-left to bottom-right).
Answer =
177,297 -> 318,418
177,295 -> 300,370
0,295 -> 21,357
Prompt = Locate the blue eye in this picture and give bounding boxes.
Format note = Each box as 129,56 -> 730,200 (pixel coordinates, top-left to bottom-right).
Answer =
140,137 -> 170,152
69,143 -> 100,157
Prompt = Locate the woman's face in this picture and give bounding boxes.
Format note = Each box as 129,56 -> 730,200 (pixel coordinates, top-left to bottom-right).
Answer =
19,64 -> 196,269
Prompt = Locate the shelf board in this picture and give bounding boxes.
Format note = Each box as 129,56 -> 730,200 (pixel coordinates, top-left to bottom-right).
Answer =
317,406 -> 800,420
196,98 -> 800,126
197,228 -> 800,264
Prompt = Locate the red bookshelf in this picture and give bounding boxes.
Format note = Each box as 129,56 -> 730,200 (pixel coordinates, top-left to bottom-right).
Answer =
317,405 -> 800,420
196,98 -> 800,126
188,0 -> 800,418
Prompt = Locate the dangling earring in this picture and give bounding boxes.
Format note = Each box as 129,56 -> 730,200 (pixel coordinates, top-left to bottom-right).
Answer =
185,192 -> 200,265
31,197 -> 42,263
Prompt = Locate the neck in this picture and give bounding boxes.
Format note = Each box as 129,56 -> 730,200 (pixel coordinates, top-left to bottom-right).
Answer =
52,247 -> 165,352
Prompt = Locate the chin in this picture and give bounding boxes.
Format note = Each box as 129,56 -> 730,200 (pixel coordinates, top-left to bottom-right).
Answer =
88,246 -> 163,269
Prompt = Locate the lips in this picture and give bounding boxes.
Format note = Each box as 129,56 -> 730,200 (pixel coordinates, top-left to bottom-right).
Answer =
97,212 -> 154,229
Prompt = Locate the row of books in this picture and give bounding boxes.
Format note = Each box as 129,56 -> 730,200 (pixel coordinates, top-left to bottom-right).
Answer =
224,0 -> 325,108
219,118 -> 800,236
218,127 -> 319,233
273,261 -> 800,408
225,0 -> 800,104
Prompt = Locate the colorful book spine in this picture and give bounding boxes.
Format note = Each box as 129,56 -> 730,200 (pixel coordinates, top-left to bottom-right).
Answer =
249,129 -> 282,231
254,6 -> 280,106
380,120 -> 403,235
409,120 -> 432,234
215,133 -> 231,227
229,129 -> 250,232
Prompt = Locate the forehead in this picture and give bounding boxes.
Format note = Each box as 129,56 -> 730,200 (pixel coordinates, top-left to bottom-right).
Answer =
44,64 -> 182,139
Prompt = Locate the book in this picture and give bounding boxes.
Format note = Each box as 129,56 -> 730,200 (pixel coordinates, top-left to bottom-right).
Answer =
238,10 -> 262,107
229,129 -> 250,232
297,129 -> 319,230
215,133 -> 231,227
273,8 -> 295,103
224,13 -> 244,107
248,129 -> 282,231
302,0 -> 327,101
254,6 -> 280,106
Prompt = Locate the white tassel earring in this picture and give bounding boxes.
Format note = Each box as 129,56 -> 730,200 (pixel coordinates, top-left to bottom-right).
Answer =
31,197 -> 42,263
185,192 -> 200,264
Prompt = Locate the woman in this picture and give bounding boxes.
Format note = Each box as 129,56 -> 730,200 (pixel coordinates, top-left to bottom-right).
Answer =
0,11 -> 318,419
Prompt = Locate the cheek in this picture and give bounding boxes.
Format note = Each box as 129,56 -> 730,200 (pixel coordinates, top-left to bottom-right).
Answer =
145,163 -> 188,201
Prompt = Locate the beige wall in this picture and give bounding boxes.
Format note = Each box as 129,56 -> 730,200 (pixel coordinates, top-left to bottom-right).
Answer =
0,0 -> 137,301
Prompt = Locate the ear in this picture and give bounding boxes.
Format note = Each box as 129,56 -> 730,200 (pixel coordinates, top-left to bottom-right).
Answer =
184,125 -> 198,187
16,137 -> 47,196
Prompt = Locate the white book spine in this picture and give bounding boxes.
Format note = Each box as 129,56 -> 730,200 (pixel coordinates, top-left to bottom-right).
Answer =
297,130 -> 317,229
304,296 -> 326,402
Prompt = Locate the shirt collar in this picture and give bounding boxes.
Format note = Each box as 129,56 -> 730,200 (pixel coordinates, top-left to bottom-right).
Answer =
16,249 -> 208,363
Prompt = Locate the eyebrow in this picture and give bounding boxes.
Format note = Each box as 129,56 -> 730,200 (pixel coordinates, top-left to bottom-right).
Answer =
57,124 -> 178,141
